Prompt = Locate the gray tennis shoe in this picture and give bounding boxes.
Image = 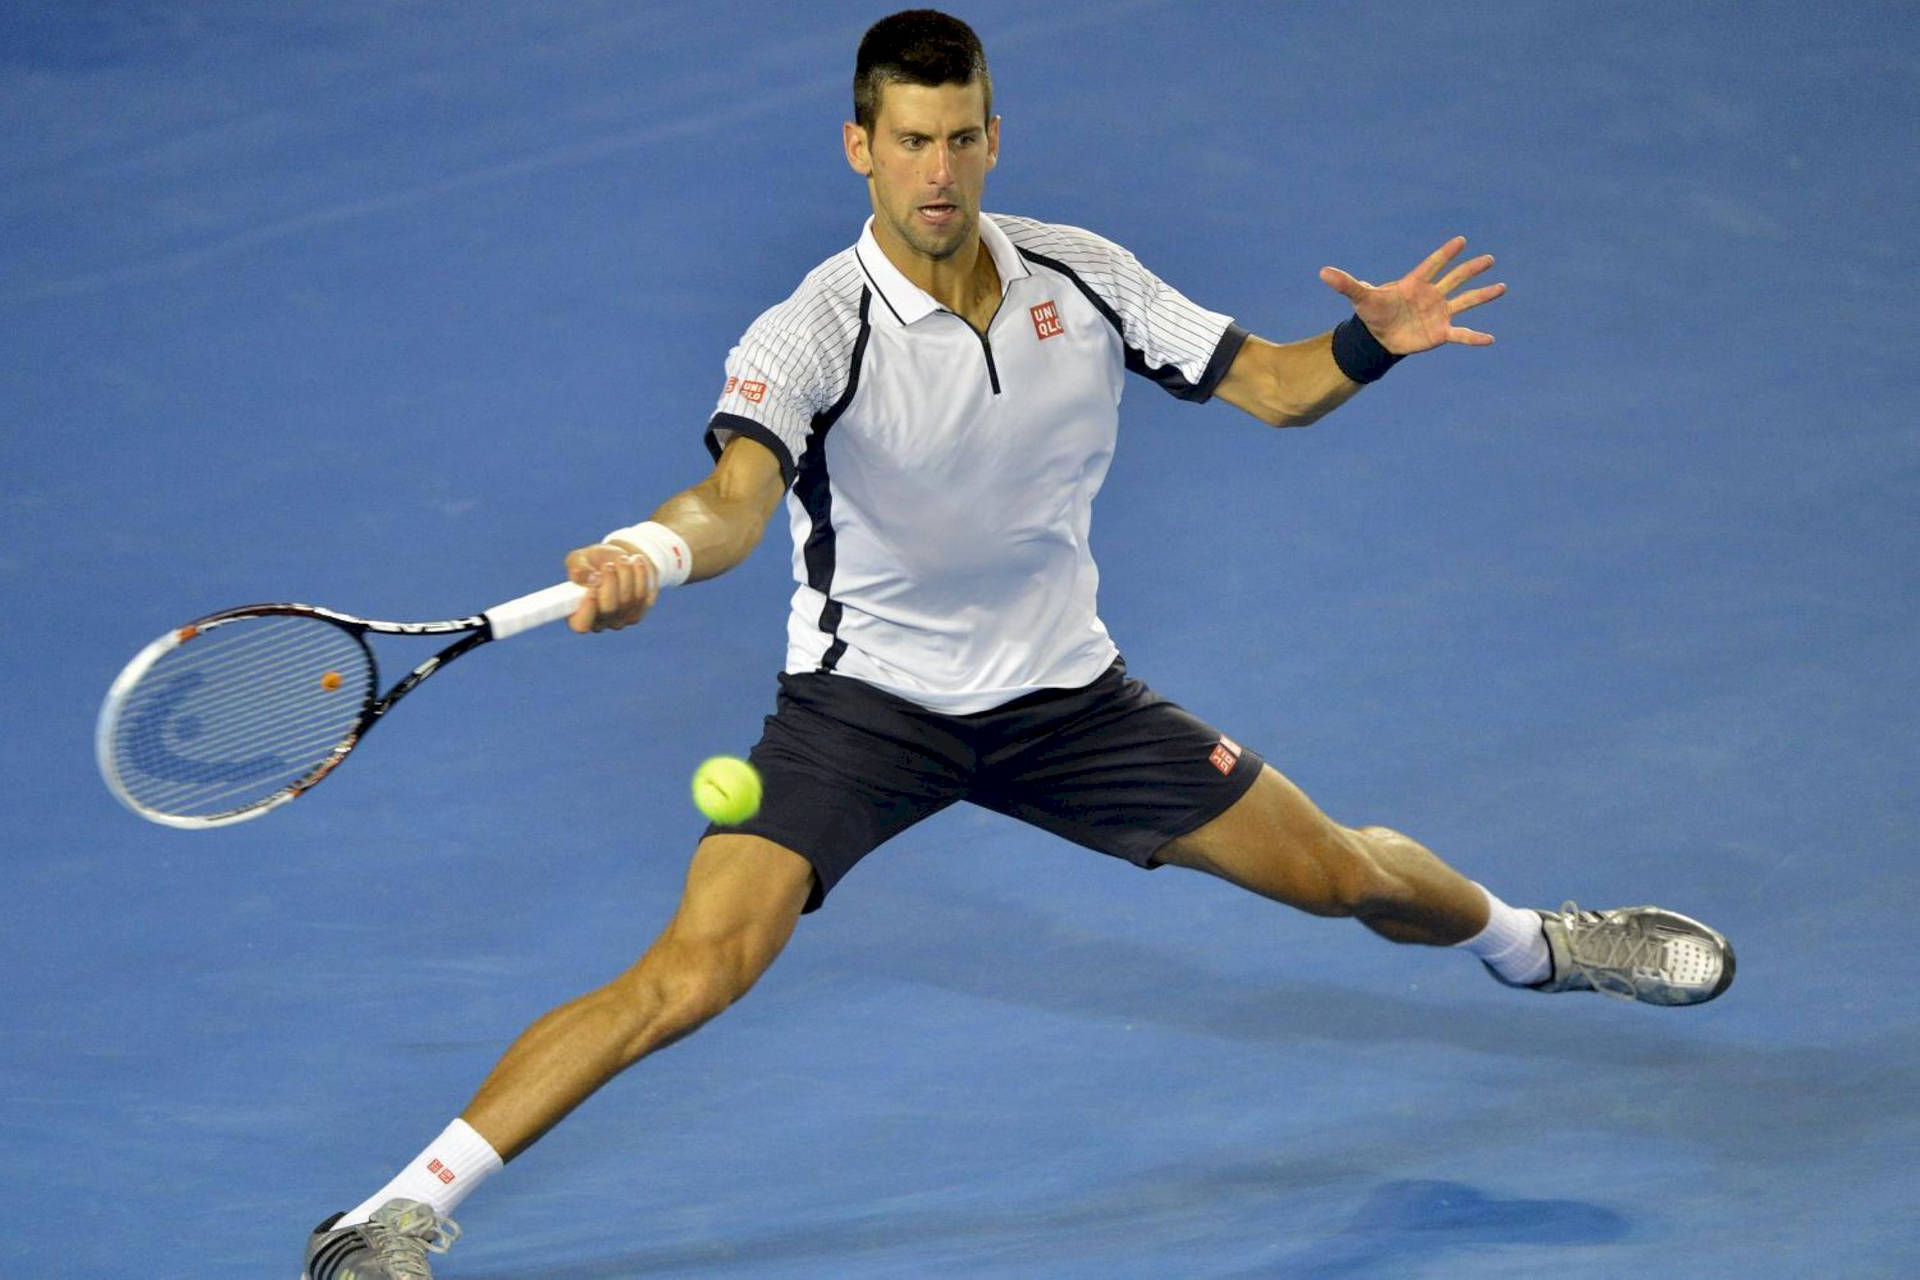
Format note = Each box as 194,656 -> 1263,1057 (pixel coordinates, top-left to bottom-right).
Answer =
1493,902 -> 1735,1006
303,1198 -> 459,1280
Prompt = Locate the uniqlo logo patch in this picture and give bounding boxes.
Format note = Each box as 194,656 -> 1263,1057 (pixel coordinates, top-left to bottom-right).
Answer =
427,1159 -> 456,1185
1208,736 -> 1242,776
1030,301 -> 1064,340
740,379 -> 767,403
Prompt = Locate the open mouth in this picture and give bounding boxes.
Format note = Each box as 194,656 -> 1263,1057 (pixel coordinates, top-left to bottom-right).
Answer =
918,201 -> 959,224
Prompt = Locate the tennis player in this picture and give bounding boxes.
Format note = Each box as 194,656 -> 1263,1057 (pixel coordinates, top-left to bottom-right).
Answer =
303,11 -> 1734,1277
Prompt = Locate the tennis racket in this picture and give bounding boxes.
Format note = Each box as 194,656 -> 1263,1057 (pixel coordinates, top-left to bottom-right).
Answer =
96,581 -> 588,829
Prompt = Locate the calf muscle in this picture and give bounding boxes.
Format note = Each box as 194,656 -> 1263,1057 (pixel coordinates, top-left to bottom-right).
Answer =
463,835 -> 814,1161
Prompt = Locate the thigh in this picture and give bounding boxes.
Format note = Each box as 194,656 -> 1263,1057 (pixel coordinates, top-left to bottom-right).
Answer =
674,833 -> 818,927
970,670 -> 1263,869
659,833 -> 817,978
717,672 -> 973,912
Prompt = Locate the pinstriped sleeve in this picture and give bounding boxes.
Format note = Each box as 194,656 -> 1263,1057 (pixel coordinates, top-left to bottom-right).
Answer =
1003,217 -> 1247,402
704,317 -> 830,487
704,260 -> 862,486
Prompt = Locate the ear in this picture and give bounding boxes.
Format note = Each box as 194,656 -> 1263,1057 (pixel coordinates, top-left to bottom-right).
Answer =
985,114 -> 1000,171
843,121 -> 872,177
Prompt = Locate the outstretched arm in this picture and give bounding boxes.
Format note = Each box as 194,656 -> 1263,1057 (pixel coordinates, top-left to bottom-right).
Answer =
565,434 -> 787,633
1215,236 -> 1506,427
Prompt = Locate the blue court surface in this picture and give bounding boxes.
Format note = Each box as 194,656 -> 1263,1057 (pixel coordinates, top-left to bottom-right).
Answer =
4,2 -> 1916,1276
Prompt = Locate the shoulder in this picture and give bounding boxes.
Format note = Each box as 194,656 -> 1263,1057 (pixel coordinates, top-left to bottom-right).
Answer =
989,213 -> 1137,276
724,246 -> 871,408
990,214 -> 1157,317
746,245 -> 869,343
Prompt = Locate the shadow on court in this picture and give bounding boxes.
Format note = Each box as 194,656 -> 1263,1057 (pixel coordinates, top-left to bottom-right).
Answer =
808,882 -> 1916,1163
1258,1180 -> 1631,1279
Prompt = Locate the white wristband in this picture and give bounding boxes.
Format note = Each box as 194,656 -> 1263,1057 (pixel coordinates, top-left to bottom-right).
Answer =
601,521 -> 692,589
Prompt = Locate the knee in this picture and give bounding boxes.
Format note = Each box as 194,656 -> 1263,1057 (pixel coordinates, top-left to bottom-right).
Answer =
652,942 -> 745,1026
1314,825 -> 1408,918
606,931 -> 759,1054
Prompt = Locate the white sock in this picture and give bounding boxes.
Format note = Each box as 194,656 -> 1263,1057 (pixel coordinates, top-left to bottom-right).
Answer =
339,1118 -> 503,1228
1456,883 -> 1551,986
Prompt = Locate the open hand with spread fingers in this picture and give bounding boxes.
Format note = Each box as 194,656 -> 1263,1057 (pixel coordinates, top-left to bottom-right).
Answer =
1319,236 -> 1506,355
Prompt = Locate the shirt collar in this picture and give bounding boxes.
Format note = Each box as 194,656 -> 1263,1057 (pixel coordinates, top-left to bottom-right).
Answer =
853,213 -> 1032,327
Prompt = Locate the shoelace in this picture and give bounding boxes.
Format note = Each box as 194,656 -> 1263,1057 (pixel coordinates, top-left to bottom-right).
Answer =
1556,901 -> 1660,1001
368,1206 -> 461,1278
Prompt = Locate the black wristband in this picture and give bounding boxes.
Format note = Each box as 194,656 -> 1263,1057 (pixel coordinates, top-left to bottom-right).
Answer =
1330,315 -> 1404,384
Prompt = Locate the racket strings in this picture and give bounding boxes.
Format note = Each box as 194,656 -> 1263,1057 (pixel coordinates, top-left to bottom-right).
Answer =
108,615 -> 374,818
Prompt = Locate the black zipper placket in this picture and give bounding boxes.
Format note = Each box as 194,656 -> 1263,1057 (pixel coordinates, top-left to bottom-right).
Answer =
956,296 -> 1008,395
975,328 -> 1002,394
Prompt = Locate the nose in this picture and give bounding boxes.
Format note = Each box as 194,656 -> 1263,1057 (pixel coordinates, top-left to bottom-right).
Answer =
927,142 -> 954,185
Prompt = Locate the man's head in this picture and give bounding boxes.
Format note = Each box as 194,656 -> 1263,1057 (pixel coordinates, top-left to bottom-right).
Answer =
845,10 -> 999,268
852,9 -> 991,134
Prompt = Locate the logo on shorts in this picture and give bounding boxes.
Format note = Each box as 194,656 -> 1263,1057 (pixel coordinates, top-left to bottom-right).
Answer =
1030,300 -> 1064,341
1208,736 -> 1242,776
427,1159 -> 457,1185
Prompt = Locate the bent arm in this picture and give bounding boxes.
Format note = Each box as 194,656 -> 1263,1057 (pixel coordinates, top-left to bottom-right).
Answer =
631,434 -> 787,582
568,434 -> 787,632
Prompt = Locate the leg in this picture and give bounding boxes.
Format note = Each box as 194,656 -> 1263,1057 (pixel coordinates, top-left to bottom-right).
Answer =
463,833 -> 814,1160
1154,764 -> 1488,946
1153,762 -> 1734,1005
459,668 -> 976,1162
307,674 -> 962,1271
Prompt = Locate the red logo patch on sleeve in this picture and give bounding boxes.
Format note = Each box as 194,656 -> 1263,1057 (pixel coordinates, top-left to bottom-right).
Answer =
723,376 -> 739,396
741,379 -> 767,403
1208,736 -> 1242,776
1030,301 -> 1064,340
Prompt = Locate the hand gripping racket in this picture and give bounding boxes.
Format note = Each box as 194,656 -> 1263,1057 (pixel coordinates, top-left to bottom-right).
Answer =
96,582 -> 587,829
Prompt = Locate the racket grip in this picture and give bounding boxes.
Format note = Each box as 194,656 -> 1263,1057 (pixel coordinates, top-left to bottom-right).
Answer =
485,582 -> 588,639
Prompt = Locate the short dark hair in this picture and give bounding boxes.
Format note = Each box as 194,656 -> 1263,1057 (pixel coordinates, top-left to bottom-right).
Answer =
853,9 -> 992,132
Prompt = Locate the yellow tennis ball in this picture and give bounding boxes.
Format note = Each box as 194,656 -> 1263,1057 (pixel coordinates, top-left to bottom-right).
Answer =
692,755 -> 762,825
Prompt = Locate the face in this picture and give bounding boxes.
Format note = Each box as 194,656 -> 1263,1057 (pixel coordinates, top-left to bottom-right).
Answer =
844,79 -> 999,266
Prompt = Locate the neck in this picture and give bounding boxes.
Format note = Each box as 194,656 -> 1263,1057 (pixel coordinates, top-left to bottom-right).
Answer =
871,218 -> 1000,319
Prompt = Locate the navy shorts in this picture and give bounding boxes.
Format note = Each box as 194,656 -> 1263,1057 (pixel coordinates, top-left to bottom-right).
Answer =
707,658 -> 1265,912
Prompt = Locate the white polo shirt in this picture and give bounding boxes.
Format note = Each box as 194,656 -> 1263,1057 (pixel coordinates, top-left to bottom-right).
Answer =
705,213 -> 1247,714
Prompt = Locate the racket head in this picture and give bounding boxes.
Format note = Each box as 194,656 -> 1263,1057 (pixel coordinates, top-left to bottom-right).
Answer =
96,607 -> 379,828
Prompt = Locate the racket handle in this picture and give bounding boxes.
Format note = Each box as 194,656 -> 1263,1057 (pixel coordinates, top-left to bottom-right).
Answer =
485,582 -> 588,639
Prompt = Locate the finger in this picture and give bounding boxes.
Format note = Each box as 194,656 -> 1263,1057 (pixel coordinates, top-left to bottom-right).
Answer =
1446,281 -> 1508,314
619,555 -> 653,621
636,555 -> 660,612
564,549 -> 604,632
1409,235 -> 1468,283
1433,253 -> 1496,296
594,563 -> 630,630
598,556 -> 630,616
1319,265 -> 1369,302
565,547 -> 601,586
575,545 -> 624,589
1445,325 -> 1496,346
